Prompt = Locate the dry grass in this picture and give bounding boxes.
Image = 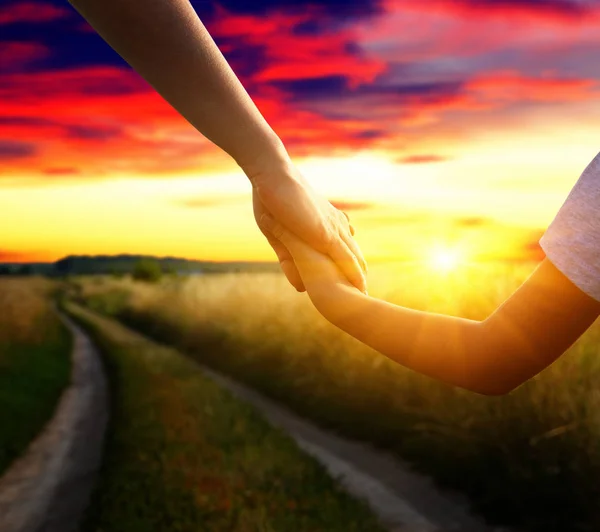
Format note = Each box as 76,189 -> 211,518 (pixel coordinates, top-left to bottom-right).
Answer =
0,277 -> 71,475
66,301 -> 385,532
73,262 -> 600,531
0,277 -> 57,346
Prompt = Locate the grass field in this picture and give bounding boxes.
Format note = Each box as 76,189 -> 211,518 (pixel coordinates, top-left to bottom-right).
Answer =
0,278 -> 71,476
64,301 -> 386,532
71,262 -> 600,532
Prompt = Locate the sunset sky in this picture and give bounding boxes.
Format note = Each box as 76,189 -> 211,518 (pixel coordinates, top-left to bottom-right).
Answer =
2,0 -> 600,264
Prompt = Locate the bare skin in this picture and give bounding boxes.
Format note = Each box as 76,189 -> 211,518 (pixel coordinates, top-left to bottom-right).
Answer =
68,0 -> 366,293
260,214 -> 600,396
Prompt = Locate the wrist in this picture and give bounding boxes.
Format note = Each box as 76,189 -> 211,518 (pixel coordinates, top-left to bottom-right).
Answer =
237,137 -> 292,186
310,282 -> 366,328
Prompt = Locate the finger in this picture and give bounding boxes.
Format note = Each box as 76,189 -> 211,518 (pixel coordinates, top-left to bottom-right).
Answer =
280,257 -> 306,292
343,230 -> 368,274
259,213 -> 295,249
264,229 -> 306,292
338,209 -> 357,242
264,235 -> 305,292
328,238 -> 367,294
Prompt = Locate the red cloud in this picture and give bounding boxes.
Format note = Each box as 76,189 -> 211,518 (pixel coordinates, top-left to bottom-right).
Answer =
43,167 -> 81,176
0,62 -> 384,179
0,42 -> 50,69
0,66 -> 227,179
466,70 -> 600,103
3,0 -> 600,184
5,61 -> 595,181
256,59 -> 384,88
383,0 -> 593,22
0,2 -> 70,25
424,0 -> 590,21
0,65 -> 152,101
208,6 -> 387,89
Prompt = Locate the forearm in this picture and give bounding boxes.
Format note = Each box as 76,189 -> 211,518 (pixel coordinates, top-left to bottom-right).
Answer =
310,258 -> 600,395
69,0 -> 288,173
311,285 -> 492,393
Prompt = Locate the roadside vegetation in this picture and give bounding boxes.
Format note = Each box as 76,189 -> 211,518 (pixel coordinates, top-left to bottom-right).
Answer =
0,278 -> 71,476
70,263 -> 600,532
65,301 -> 385,532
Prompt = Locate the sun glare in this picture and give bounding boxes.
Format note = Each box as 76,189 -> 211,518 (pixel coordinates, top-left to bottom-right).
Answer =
429,247 -> 461,273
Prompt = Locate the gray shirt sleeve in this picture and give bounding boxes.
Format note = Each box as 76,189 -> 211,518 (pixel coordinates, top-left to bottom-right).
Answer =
539,151 -> 600,302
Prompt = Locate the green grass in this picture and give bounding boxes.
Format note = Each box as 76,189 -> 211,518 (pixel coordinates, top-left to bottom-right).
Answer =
64,302 -> 385,532
70,267 -> 600,532
0,278 -> 72,476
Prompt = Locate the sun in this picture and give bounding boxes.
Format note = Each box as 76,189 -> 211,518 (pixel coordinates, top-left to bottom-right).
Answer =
429,247 -> 462,273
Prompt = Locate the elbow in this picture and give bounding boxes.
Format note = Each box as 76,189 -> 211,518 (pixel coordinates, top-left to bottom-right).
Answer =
470,383 -> 517,397
462,369 -> 517,396
461,321 -> 523,397
465,374 -> 521,396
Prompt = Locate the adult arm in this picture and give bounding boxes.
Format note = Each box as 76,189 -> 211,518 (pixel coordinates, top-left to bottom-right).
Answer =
68,0 -> 367,292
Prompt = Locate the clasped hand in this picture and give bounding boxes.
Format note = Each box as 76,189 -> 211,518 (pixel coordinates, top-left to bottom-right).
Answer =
244,157 -> 367,294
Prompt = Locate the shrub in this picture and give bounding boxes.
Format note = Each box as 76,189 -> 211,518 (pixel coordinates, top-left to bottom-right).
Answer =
132,259 -> 162,283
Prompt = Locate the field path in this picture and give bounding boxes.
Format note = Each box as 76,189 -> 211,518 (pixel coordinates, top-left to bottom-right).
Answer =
0,313 -> 108,532
200,365 -> 510,532
0,309 -> 509,532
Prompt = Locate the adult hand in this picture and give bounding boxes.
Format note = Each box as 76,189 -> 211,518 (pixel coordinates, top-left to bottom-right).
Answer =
247,156 -> 367,293
257,212 -> 363,332
258,212 -> 353,293
253,188 -> 305,291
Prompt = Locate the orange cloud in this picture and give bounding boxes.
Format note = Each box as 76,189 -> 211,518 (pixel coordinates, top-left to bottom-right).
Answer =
42,167 -> 81,176
455,217 -> 489,228
329,200 -> 374,211
398,154 -> 449,164
0,249 -> 39,262
175,195 -> 249,209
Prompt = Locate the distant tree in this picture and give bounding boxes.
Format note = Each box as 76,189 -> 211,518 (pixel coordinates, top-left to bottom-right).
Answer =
110,266 -> 125,279
162,263 -> 178,277
0,266 -> 10,276
132,259 -> 162,283
16,265 -> 33,276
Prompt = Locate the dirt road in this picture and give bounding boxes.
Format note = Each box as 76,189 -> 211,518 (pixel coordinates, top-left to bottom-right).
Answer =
0,311 -> 510,532
198,365 -> 509,532
0,314 -> 108,532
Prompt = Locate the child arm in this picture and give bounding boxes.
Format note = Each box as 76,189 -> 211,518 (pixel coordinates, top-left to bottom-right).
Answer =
259,215 -> 600,395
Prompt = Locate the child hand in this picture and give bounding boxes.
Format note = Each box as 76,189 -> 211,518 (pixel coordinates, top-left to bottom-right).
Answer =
258,214 -> 360,296
247,159 -> 366,294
